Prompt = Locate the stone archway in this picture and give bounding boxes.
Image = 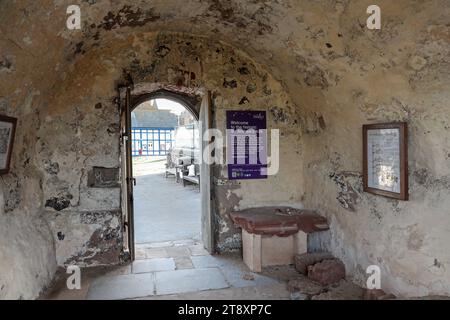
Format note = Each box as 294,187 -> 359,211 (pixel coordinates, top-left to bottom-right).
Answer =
122,84 -> 214,257
130,89 -> 201,121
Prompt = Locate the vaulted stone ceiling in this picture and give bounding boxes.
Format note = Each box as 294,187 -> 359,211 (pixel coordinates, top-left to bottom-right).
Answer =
1,0 -> 447,114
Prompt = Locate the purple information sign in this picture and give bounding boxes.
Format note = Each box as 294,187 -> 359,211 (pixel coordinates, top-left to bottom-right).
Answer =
226,110 -> 267,180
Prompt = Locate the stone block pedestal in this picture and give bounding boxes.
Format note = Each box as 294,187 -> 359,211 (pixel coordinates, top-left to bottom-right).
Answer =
230,206 -> 329,273
242,229 -> 307,272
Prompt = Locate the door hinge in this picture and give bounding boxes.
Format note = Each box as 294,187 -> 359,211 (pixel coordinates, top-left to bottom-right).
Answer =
127,177 -> 136,186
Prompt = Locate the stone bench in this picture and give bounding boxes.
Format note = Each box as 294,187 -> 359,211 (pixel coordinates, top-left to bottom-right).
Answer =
230,207 -> 329,272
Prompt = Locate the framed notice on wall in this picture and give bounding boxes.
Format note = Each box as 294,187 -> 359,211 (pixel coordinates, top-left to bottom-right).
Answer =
226,110 -> 267,180
0,115 -> 17,175
363,122 -> 408,200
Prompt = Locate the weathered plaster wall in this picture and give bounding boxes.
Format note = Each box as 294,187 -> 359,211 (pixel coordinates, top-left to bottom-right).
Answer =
0,0 -> 449,298
0,199 -> 56,300
36,86 -> 122,266
0,39 -> 58,297
0,103 -> 57,299
298,2 -> 450,297
38,31 -> 304,261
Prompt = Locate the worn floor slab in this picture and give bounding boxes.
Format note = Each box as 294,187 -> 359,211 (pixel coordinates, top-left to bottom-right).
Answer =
132,258 -> 176,274
174,257 -> 194,270
144,247 -> 169,259
191,254 -> 239,269
191,255 -> 279,288
44,246 -> 294,300
136,283 -> 291,300
87,273 -> 155,300
166,246 -> 191,257
188,244 -> 210,256
155,268 -> 229,295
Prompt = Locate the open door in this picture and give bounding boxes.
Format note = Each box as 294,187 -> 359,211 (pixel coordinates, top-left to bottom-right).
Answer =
200,91 -> 214,253
120,87 -> 135,261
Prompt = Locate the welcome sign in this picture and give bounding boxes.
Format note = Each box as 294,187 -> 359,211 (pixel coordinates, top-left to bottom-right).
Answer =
226,110 -> 267,180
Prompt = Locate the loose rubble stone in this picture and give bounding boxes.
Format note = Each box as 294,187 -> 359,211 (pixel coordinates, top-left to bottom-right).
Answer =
311,280 -> 364,300
288,275 -> 325,297
242,273 -> 255,281
363,288 -> 396,300
307,259 -> 345,285
294,252 -> 334,274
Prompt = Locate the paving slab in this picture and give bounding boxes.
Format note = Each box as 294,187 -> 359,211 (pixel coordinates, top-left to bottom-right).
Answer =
145,248 -> 169,259
189,244 -> 210,256
174,257 -> 194,270
87,273 -> 155,300
191,254 -> 240,268
103,264 -> 132,277
136,284 -> 291,300
132,258 -> 176,274
145,241 -> 174,248
191,255 -> 279,288
166,246 -> 191,257
173,239 -> 196,246
135,247 -> 147,260
155,268 -> 229,295
220,268 -> 279,288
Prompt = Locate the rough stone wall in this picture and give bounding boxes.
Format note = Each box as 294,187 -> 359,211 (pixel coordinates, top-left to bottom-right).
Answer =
36,84 -> 122,266
40,31 -> 304,261
0,0 -> 449,298
0,102 -> 57,299
0,200 -> 57,300
298,2 -> 450,297
0,38 -> 58,298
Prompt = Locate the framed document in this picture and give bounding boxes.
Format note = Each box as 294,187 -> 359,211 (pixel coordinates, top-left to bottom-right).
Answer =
363,122 -> 408,200
0,115 -> 17,175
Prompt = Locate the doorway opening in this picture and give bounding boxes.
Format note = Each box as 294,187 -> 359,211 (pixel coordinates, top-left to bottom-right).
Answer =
131,97 -> 201,247
120,88 -> 213,263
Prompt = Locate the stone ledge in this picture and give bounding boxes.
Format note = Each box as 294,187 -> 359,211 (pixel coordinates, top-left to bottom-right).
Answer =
230,206 -> 329,237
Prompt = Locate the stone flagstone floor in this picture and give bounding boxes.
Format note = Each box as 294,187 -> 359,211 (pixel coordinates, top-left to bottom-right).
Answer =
42,240 -> 295,300
41,240 -> 450,300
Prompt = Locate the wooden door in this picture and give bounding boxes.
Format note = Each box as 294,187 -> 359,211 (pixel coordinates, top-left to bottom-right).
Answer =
120,87 -> 135,260
200,91 -> 214,253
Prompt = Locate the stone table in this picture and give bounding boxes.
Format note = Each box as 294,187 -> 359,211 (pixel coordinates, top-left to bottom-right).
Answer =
230,207 -> 329,272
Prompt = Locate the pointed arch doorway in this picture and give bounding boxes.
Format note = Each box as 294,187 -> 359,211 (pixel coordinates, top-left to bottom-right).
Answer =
119,87 -> 214,261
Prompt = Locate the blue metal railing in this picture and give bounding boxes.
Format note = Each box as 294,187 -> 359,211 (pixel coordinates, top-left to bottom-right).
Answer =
131,127 -> 175,156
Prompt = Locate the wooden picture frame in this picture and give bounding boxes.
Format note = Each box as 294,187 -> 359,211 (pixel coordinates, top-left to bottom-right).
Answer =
363,122 -> 408,200
0,115 -> 17,175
